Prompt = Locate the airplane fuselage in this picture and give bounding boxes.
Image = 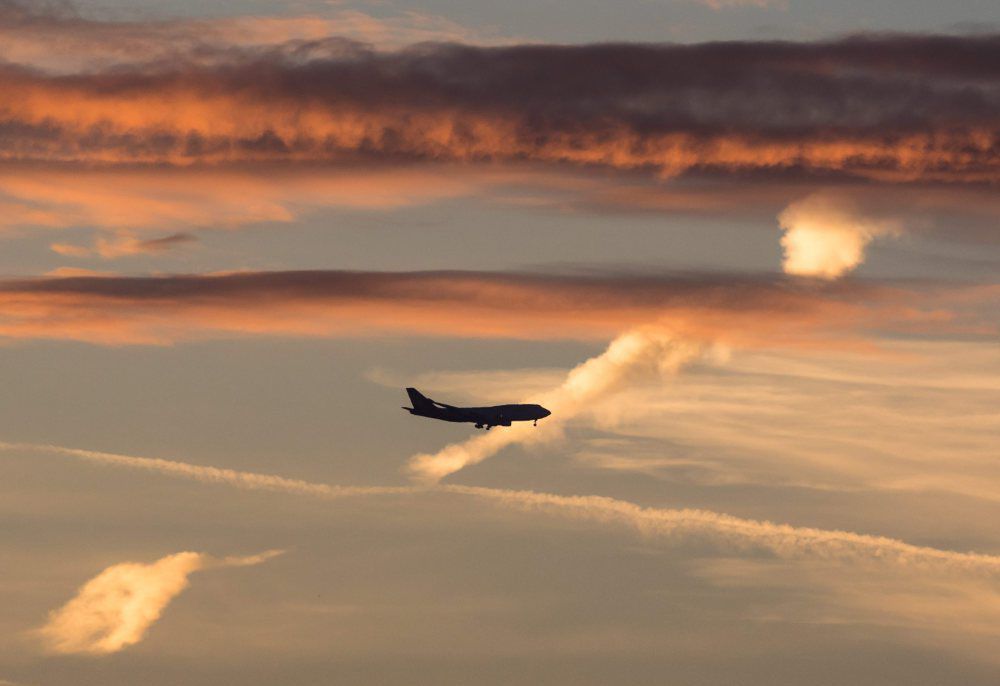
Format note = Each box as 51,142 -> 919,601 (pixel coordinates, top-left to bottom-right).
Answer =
403,388 -> 551,430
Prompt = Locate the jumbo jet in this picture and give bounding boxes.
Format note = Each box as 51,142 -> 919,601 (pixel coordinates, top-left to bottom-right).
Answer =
403,388 -> 551,430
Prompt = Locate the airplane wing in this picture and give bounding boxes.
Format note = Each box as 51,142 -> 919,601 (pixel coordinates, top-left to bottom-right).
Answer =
405,389 -> 504,426
436,402 -> 496,423
432,400 -> 460,410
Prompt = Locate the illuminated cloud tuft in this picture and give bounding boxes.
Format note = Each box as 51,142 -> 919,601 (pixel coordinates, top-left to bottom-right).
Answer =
37,550 -> 283,655
778,193 -> 901,279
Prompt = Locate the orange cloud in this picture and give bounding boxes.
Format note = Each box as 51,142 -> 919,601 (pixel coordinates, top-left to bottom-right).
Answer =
0,165 -> 994,259
0,36 -> 995,181
51,232 -> 197,259
0,165 -> 479,233
0,269 -> 977,347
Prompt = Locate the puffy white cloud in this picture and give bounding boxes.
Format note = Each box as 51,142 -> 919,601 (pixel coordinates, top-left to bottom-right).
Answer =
778,193 -> 901,278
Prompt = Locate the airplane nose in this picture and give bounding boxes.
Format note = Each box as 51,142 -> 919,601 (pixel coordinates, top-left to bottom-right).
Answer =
539,406 -> 551,418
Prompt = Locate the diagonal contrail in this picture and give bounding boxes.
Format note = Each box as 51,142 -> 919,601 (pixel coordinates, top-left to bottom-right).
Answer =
0,441 -> 412,498
6,440 -> 1000,577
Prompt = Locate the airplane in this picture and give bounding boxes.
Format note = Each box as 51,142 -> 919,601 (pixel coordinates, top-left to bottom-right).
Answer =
403,387 -> 551,430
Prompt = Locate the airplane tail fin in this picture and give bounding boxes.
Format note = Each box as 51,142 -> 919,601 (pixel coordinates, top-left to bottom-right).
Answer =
405,387 -> 434,411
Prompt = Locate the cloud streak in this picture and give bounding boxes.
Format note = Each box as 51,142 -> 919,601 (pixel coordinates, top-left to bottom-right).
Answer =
0,166 -> 995,247
0,34 -> 995,181
37,549 -> 283,655
52,232 -> 197,259
0,269 -> 960,346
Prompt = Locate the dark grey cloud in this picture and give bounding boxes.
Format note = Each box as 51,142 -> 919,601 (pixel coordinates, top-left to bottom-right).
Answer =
133,232 -> 198,253
0,269 -> 874,304
0,25 -> 995,183
0,268 -> 917,345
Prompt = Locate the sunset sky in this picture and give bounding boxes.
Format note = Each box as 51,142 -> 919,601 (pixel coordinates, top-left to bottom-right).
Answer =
1,1 -> 998,684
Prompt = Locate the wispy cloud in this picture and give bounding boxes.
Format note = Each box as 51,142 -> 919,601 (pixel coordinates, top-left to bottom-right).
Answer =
0,167 -> 994,249
51,232 -> 197,259
36,549 -> 283,655
379,338 -> 1000,502
579,341 -> 1000,500
0,166 -> 476,233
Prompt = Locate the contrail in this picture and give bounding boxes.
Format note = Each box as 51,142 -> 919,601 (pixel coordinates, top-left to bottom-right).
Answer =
0,441 -> 412,498
443,485 -> 1000,576
7,440 -> 1000,577
407,327 -> 703,483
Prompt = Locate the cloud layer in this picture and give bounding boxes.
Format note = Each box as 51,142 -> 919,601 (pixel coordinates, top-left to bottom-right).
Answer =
37,549 -> 283,655
0,6 -> 994,260
0,32 -> 996,181
0,269 -> 958,346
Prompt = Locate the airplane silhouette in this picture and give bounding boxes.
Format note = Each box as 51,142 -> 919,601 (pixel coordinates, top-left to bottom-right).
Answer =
403,388 -> 551,430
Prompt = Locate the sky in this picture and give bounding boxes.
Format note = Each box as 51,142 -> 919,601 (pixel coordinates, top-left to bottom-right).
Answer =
0,1 -> 998,684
